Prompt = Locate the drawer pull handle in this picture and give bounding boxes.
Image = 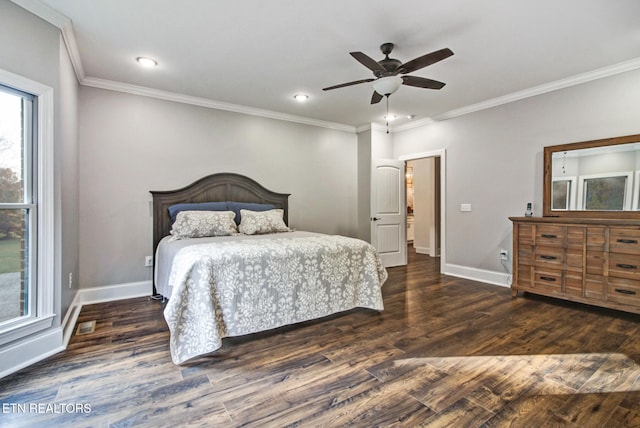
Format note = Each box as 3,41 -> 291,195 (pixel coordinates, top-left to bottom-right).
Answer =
541,234 -> 557,239
616,263 -> 638,270
540,255 -> 557,260
539,276 -> 556,282
617,238 -> 638,244
614,288 -> 637,296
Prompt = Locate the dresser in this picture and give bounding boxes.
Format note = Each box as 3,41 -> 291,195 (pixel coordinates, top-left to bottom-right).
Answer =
510,216 -> 640,314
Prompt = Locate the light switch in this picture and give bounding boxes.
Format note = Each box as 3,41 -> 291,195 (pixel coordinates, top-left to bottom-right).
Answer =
460,203 -> 472,212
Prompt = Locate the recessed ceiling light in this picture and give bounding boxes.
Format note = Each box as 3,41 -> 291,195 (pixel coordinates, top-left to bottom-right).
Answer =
384,114 -> 397,121
293,94 -> 309,102
136,57 -> 158,67
407,115 -> 415,120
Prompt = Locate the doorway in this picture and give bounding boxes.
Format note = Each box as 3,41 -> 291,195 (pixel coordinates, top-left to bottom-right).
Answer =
406,157 -> 441,257
400,149 -> 446,272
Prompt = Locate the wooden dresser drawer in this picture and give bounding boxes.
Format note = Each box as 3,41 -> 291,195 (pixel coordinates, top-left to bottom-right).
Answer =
607,277 -> 640,307
609,228 -> 640,255
533,268 -> 563,294
609,253 -> 640,280
536,225 -> 565,247
534,246 -> 564,268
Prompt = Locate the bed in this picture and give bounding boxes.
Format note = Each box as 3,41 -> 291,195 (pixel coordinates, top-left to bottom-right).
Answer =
150,173 -> 387,364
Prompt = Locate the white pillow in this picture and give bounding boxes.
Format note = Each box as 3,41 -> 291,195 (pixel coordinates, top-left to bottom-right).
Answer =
238,209 -> 290,235
169,210 -> 237,240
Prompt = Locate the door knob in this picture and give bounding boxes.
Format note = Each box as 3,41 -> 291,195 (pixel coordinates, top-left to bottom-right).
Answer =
371,217 -> 380,221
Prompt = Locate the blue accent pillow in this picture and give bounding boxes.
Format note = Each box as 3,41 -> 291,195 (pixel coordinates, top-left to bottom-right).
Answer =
227,202 -> 276,225
168,202 -> 229,223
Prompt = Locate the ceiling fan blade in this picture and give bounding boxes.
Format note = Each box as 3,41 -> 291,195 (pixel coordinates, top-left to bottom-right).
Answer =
402,75 -> 446,90
400,48 -> 454,74
350,51 -> 386,74
323,78 -> 374,91
371,91 -> 383,104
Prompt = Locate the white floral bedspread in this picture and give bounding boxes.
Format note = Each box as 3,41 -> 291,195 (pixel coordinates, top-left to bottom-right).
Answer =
164,234 -> 387,364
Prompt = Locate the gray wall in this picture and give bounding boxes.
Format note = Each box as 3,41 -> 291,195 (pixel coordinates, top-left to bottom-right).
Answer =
78,87 -> 358,288
58,37 -> 80,318
356,129 -> 372,241
393,68 -> 640,274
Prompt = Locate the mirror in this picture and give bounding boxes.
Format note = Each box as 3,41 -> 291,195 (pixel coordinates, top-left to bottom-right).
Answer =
543,133 -> 640,218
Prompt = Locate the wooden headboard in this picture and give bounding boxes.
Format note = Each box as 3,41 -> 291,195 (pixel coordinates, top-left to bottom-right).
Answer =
150,172 -> 291,257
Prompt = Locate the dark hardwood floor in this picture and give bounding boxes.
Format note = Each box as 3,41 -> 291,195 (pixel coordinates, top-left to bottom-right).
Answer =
2,249 -> 640,427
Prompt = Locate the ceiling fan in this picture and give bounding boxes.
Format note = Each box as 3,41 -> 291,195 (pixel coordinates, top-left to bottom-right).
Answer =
323,42 -> 454,104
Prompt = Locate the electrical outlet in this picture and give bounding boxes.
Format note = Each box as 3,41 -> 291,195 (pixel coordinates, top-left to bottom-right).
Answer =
499,249 -> 509,260
145,256 -> 153,267
68,272 -> 73,289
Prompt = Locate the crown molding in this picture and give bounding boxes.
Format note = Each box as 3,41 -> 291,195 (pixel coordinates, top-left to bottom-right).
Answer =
82,77 -> 356,132
11,0 -> 85,80
11,0 -> 67,27
428,57 -> 640,123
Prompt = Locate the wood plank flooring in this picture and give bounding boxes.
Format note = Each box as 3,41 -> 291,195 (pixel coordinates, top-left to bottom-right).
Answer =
2,249 -> 640,427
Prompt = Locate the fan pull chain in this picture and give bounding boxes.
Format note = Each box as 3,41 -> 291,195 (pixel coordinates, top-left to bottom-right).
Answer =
385,96 -> 390,134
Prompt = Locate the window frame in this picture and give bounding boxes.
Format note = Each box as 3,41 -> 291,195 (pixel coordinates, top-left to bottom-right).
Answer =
0,68 -> 54,345
551,176 -> 577,211
577,171 -> 633,211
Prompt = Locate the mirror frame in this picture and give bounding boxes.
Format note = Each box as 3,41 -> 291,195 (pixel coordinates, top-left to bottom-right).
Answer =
543,133 -> 640,218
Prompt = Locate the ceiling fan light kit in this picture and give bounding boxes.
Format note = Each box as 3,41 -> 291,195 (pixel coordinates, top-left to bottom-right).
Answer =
372,76 -> 403,96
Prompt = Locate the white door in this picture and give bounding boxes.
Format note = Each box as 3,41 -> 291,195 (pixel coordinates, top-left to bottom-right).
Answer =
371,159 -> 407,267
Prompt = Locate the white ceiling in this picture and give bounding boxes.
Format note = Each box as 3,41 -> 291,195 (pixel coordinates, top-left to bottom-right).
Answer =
23,0 -> 640,130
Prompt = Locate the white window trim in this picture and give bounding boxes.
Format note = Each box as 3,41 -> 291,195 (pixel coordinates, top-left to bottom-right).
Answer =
633,170 -> 640,211
551,176 -> 577,211
0,68 -> 55,345
577,171 -> 633,211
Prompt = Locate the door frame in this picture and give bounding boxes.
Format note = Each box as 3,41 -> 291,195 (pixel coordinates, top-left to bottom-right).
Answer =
399,149 -> 446,273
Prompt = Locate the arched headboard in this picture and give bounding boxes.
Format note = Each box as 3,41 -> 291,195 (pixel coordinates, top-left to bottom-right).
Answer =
150,173 -> 291,258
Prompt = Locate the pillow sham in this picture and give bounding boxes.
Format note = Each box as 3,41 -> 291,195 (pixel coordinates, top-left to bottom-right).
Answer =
238,209 -> 290,235
168,202 -> 229,223
227,202 -> 275,225
169,210 -> 237,240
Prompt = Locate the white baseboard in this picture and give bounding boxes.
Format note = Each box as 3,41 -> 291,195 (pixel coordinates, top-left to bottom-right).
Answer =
77,280 -> 152,305
414,246 -> 430,254
444,263 -> 511,288
61,294 -> 82,347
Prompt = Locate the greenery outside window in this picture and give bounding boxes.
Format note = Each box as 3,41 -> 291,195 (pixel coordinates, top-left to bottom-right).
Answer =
0,69 -> 54,346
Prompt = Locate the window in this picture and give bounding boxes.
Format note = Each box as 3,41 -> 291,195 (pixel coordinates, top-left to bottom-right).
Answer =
0,86 -> 35,325
578,172 -> 633,211
551,177 -> 576,211
0,69 -> 54,345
